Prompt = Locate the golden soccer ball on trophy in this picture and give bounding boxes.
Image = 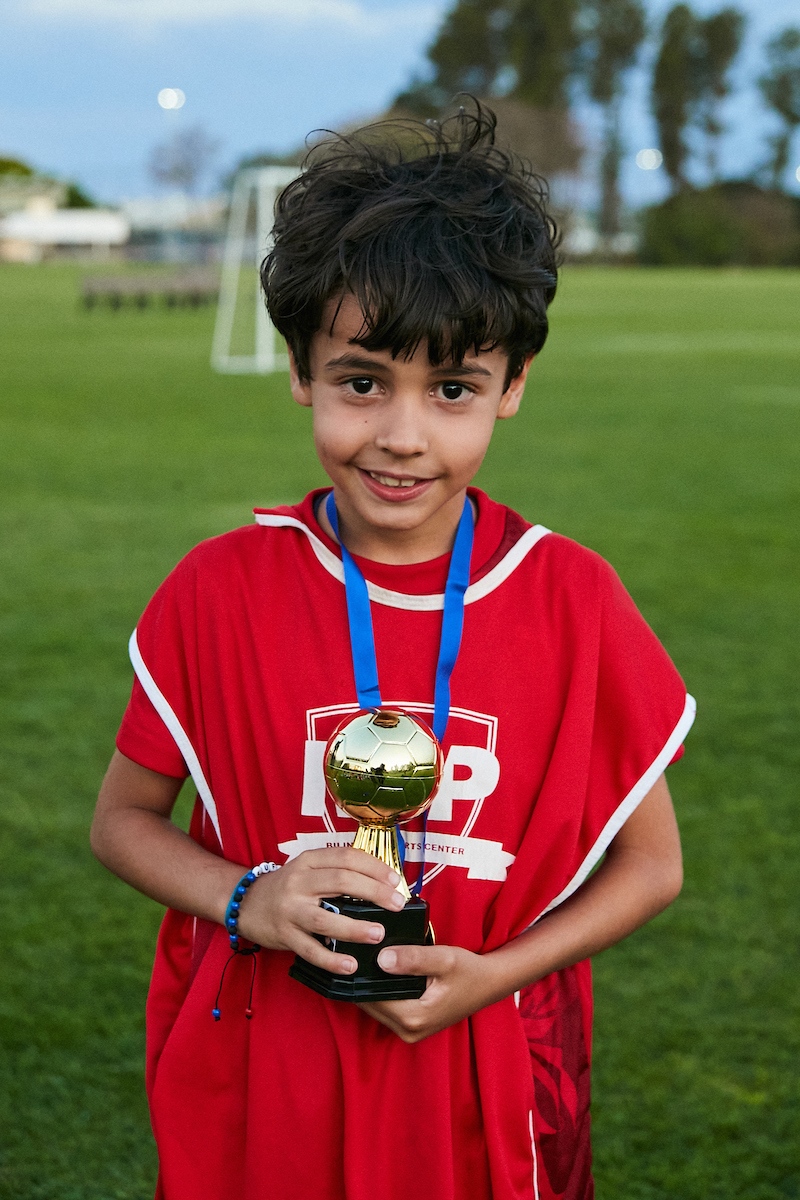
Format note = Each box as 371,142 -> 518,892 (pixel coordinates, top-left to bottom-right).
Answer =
324,708 -> 443,900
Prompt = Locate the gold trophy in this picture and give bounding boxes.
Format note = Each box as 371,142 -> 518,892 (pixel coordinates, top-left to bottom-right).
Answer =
289,708 -> 443,1001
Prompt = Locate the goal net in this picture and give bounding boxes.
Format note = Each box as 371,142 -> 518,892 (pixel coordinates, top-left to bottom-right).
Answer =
211,166 -> 299,374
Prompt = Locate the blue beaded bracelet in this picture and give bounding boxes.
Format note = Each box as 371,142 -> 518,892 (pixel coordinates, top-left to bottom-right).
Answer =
212,862 -> 281,1022
223,861 -> 280,951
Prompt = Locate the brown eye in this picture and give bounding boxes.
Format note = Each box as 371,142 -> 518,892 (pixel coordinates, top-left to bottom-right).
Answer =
351,378 -> 373,395
441,383 -> 466,401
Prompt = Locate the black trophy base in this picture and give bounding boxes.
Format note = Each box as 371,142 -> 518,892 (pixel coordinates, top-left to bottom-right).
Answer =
289,895 -> 430,1002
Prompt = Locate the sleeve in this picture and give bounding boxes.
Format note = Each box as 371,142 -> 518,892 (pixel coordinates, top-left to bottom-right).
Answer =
483,545 -> 696,947
117,677 -> 189,779
590,562 -> 694,814
115,560 -> 195,780
534,556 -> 695,918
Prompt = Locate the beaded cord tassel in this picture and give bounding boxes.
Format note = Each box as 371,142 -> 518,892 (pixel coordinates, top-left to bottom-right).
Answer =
212,945 -> 260,1022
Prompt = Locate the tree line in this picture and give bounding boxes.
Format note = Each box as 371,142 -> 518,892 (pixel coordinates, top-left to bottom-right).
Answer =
393,0 -> 800,241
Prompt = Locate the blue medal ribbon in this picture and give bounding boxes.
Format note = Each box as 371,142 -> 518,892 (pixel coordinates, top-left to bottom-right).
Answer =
325,490 -> 474,894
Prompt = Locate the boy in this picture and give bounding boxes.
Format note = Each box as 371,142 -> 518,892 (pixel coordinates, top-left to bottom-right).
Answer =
92,106 -> 694,1200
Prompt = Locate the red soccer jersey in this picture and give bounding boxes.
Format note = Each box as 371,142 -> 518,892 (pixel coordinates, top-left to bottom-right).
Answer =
117,488 -> 694,1200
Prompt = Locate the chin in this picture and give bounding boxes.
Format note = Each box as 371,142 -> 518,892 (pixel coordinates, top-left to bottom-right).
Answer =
368,507 -> 427,529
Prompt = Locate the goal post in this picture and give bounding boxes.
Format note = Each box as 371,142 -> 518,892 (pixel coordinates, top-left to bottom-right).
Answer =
211,166 -> 299,375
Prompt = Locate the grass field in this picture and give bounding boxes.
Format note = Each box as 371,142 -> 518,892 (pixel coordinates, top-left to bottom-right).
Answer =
1,263 -> 799,1199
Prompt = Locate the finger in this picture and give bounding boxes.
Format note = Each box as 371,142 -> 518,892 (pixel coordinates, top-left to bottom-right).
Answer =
301,846 -> 401,886
304,868 -> 406,912
377,944 -> 450,976
360,998 -> 419,1022
290,930 -> 359,976
357,1001 -> 408,1035
307,907 -> 386,946
358,1000 -> 429,1043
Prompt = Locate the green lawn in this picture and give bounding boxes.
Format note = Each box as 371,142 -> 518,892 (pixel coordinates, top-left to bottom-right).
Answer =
1,264 -> 798,1199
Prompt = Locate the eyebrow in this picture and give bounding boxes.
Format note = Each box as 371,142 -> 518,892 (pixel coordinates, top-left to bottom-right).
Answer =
324,354 -> 390,373
323,353 -> 493,379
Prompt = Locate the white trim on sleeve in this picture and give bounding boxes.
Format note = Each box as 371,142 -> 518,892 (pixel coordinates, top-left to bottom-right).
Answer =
254,511 -> 551,610
128,628 -> 224,849
532,692 -> 697,924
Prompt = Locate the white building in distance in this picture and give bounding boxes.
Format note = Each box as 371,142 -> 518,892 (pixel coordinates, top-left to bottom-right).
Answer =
0,193 -> 129,263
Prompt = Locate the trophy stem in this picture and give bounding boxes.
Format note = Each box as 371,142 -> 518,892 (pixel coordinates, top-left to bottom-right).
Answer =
352,825 -> 412,902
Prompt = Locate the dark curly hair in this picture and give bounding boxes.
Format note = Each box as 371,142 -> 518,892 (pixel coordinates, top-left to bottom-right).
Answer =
261,101 -> 559,385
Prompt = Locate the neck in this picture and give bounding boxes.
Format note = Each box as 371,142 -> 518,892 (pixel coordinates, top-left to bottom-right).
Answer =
319,490 -> 471,564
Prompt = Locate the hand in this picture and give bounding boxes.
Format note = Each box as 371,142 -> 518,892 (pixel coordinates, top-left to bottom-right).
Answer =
359,944 -> 497,1043
235,847 -> 406,976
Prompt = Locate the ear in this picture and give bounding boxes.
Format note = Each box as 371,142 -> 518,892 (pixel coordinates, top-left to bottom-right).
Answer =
288,348 -> 313,408
497,352 -> 536,420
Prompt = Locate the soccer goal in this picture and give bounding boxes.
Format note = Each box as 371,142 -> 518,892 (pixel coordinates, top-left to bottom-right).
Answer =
211,166 -> 299,374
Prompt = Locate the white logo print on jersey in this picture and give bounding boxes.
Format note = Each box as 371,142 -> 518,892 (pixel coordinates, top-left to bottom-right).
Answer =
278,703 -> 516,883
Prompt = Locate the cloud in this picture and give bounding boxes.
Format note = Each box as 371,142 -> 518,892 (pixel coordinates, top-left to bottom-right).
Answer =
24,0 -> 441,33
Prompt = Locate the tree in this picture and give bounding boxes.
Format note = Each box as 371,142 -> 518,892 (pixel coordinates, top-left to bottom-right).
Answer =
395,0 -> 508,114
0,157 -> 34,176
428,0 -> 507,98
696,8 -> 745,180
759,27 -> 800,190
148,125 -> 220,195
468,95 -> 583,175
64,182 -> 95,208
652,5 -> 745,193
508,0 -> 581,108
393,0 -> 584,176
577,0 -> 646,238
640,181 -> 800,265
396,0 -> 581,114
652,5 -> 704,191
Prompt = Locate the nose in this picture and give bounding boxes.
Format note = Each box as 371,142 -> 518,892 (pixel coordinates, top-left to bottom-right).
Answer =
374,393 -> 428,459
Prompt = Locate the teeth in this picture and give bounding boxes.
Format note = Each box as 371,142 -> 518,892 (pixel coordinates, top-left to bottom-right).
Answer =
369,473 -> 418,488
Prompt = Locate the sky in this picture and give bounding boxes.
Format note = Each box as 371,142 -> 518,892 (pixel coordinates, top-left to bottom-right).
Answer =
1,0 -> 799,209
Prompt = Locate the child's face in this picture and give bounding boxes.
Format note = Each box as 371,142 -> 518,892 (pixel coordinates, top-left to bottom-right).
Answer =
290,295 -> 533,562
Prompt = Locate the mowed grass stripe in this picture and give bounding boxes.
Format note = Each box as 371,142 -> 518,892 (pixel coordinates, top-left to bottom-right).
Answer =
552,331 -> 799,354
0,264 -> 798,1199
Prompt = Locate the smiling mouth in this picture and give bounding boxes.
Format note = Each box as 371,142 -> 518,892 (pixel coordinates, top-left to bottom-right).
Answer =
365,470 -> 428,489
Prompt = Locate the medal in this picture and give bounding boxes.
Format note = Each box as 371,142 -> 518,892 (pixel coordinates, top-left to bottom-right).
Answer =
289,490 -> 474,1001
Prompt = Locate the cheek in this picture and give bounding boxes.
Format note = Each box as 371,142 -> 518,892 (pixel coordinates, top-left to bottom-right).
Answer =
446,417 -> 497,473
313,410 -> 365,462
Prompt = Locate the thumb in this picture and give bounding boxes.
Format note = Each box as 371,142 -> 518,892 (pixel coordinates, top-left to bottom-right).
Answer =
377,944 -> 446,976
